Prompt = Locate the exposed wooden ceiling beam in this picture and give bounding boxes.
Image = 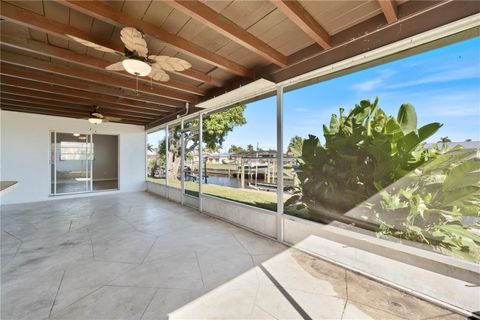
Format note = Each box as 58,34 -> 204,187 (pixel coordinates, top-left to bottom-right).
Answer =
0,51 -> 197,104
0,37 -> 204,96
1,103 -> 93,118
271,0 -> 331,49
1,98 -> 152,123
181,69 -> 223,88
379,0 -> 398,24
0,91 -> 160,120
163,0 -> 287,67
0,65 -> 182,110
1,104 -> 146,125
55,0 -> 254,78
0,1 -> 222,87
0,100 -> 149,124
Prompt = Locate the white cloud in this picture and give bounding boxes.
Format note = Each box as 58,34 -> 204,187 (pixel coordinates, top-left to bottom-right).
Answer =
386,66 -> 479,89
352,78 -> 384,91
352,69 -> 396,92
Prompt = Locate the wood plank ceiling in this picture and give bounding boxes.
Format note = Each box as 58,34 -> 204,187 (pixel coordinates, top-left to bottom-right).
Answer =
0,0 -> 478,127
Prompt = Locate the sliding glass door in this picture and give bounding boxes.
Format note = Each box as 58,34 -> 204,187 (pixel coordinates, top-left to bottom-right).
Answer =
51,132 -> 93,195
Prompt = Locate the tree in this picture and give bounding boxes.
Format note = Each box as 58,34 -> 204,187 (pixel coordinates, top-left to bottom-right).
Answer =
167,105 -> 246,180
439,136 -> 452,143
287,136 -> 304,156
147,143 -> 155,153
246,144 -> 254,152
229,145 -> 245,153
147,139 -> 166,178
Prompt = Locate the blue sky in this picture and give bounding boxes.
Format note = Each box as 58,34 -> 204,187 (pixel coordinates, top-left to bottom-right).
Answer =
149,37 -> 479,152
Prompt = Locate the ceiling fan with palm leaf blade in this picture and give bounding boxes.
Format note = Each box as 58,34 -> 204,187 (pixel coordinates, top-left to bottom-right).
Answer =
67,27 -> 192,83
84,106 -> 122,124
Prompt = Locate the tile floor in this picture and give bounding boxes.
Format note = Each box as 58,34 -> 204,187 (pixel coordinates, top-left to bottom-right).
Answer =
1,192 -> 464,320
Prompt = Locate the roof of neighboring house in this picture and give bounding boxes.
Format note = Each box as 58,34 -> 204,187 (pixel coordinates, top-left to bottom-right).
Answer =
427,141 -> 480,150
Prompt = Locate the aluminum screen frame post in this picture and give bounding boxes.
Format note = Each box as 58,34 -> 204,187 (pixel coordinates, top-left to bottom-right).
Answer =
53,131 -> 57,195
276,85 -> 285,242
144,131 -> 148,181
180,119 -> 185,205
199,113 -> 204,212
89,134 -> 93,192
165,124 -> 169,188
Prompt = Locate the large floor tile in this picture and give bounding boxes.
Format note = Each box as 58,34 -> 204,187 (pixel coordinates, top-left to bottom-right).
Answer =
140,288 -> 205,320
93,235 -> 157,264
1,268 -> 64,320
144,229 -> 246,262
51,260 -> 136,314
168,273 -> 259,320
111,253 -> 205,290
196,246 -> 254,290
51,285 -> 157,320
1,230 -> 22,255
2,239 -> 93,276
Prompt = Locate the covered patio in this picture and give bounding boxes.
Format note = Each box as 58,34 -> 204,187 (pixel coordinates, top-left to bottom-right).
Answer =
1,0 -> 479,319
1,192 -> 463,319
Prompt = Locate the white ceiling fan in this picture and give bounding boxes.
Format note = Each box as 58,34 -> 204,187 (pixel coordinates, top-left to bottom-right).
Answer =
67,27 -> 192,83
85,106 -> 122,124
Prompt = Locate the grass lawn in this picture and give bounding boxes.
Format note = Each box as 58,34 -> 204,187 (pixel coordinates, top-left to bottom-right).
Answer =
147,177 -> 277,211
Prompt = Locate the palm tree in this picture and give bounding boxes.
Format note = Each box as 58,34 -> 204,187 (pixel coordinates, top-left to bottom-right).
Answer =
438,136 -> 451,143
147,143 -> 155,153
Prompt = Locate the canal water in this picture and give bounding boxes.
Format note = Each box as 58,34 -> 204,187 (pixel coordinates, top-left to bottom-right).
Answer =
201,174 -> 294,190
204,175 -> 242,188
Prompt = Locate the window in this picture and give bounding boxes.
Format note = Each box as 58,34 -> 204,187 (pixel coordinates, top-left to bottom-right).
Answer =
167,124 -> 182,188
59,141 -> 94,161
146,128 -> 166,184
184,118 -> 200,197
283,37 -> 480,262
201,96 -> 277,211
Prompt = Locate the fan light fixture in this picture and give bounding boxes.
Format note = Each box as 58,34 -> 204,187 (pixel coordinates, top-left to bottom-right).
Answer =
88,118 -> 103,124
73,133 -> 80,137
122,59 -> 151,76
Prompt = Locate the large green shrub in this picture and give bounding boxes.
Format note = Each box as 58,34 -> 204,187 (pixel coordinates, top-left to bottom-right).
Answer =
286,98 -> 442,215
285,98 -> 479,259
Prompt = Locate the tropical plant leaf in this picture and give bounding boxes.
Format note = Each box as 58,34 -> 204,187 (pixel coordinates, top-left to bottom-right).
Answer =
418,122 -> 443,141
330,114 -> 340,133
439,225 -> 480,244
442,158 -> 480,191
397,104 -> 417,134
436,186 -> 480,207
398,131 -> 420,154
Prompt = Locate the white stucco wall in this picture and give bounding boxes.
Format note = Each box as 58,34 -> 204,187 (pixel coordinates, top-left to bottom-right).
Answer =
0,110 -> 146,204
